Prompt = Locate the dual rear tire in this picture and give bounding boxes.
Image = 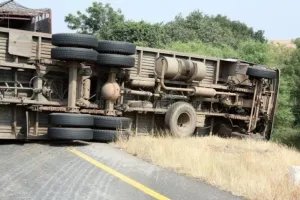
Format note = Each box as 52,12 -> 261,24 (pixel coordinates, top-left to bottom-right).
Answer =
51,33 -> 98,64
48,113 -> 93,140
51,33 -> 136,68
93,116 -> 132,142
93,130 -> 130,143
96,40 -> 136,68
48,128 -> 93,140
48,113 -> 132,142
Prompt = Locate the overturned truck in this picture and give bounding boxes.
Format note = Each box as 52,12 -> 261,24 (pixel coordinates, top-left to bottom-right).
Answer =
0,28 -> 279,141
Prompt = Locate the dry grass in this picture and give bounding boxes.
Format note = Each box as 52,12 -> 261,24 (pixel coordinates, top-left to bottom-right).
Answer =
117,136 -> 300,200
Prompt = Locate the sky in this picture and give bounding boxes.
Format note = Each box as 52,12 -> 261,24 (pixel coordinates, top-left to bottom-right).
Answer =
19,0 -> 300,40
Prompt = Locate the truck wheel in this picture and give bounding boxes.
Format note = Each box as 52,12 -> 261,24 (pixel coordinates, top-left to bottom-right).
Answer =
49,113 -> 94,127
165,102 -> 197,137
51,47 -> 98,63
94,116 -> 132,129
246,67 -> 277,79
97,40 -> 136,55
96,54 -> 135,68
48,128 -> 93,140
52,33 -> 98,49
93,130 -> 130,142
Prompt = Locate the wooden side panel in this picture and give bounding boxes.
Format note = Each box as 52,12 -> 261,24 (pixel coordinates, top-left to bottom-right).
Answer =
29,112 -> 49,136
0,32 -> 14,62
0,29 -> 54,65
202,61 -> 216,84
0,106 -> 14,138
136,113 -> 153,134
31,38 -> 53,60
139,52 -> 156,78
8,31 -> 33,58
124,112 -> 164,136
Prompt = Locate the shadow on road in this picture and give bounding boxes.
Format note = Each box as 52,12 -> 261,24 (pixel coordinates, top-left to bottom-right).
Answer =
45,140 -> 90,147
0,140 -> 28,146
0,139 -> 91,147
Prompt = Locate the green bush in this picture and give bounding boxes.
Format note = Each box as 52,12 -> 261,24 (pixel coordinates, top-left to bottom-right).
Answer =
271,127 -> 300,150
164,40 -> 238,58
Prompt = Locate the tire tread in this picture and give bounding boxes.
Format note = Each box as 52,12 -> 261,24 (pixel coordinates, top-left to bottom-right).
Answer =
94,116 -> 132,129
48,128 -> 93,140
96,54 -> 135,68
51,47 -> 97,63
52,33 -> 98,48
246,67 -> 277,79
97,40 -> 136,55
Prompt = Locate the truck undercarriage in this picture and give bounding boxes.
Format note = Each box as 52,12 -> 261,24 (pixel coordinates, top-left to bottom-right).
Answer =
0,27 -> 279,141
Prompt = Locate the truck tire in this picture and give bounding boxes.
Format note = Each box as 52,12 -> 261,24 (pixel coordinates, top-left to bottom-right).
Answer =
49,113 -> 94,127
246,67 -> 277,79
48,128 -> 93,140
93,129 -> 130,142
94,116 -> 132,129
165,102 -> 197,137
52,33 -> 98,49
51,47 -> 98,63
96,54 -> 135,68
97,40 -> 136,55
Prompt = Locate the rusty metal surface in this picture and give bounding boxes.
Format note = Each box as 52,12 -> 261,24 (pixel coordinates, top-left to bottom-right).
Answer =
80,109 -> 105,115
192,87 -> 217,97
131,79 -> 155,87
155,57 -> 206,81
35,106 -> 67,112
124,106 -> 250,121
101,82 -> 120,101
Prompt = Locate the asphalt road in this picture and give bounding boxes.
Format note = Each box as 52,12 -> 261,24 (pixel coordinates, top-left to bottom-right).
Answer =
0,140 -> 242,200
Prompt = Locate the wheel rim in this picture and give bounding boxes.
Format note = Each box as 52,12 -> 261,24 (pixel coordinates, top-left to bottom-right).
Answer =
177,112 -> 191,132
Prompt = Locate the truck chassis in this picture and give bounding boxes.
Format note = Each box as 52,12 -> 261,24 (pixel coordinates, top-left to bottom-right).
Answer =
0,28 -> 279,141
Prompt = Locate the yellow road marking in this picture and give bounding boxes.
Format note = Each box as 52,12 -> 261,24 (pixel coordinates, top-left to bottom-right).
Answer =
69,148 -> 170,200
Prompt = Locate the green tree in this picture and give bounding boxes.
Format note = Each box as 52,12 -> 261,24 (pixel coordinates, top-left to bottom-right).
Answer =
109,21 -> 171,48
166,11 -> 235,47
165,11 -> 266,48
65,2 -> 169,47
237,40 -> 269,64
65,2 -> 124,39
165,14 -> 198,42
214,14 -> 266,43
65,2 -> 267,49
266,44 -> 294,67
